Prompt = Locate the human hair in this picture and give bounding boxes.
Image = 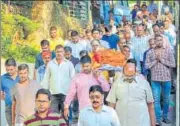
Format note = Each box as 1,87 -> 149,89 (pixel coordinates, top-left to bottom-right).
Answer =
80,55 -> 91,64
85,29 -> 92,34
141,4 -> 147,8
89,85 -> 104,94
91,28 -> 100,34
50,26 -> 57,31
158,22 -> 165,27
91,39 -> 100,45
71,30 -> 79,37
36,89 -> 51,101
123,45 -> 130,50
136,24 -> 144,30
5,58 -> 16,66
64,46 -> 72,53
123,23 -> 130,27
152,23 -> 160,28
55,44 -> 64,51
105,25 -> 112,32
148,38 -> 154,43
126,59 -> 137,67
40,40 -> 49,46
79,50 -> 88,57
18,64 -> 29,71
155,34 -> 163,39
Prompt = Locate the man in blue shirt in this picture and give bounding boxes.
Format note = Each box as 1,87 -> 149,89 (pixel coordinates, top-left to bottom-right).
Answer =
36,51 -> 52,83
131,4 -> 139,21
1,58 -> 19,126
78,85 -> 120,126
102,25 -> 120,50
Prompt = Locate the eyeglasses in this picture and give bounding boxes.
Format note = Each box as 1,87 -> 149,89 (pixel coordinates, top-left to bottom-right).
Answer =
36,100 -> 49,104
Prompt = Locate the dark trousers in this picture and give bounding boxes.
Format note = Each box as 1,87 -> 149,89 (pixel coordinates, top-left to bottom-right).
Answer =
51,93 -> 66,113
51,93 -> 70,124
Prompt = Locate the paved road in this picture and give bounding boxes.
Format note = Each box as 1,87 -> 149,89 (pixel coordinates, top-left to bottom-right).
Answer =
0,58 -> 176,126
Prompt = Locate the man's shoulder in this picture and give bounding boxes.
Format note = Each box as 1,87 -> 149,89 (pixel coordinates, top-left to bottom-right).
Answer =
47,59 -> 55,66
102,105 -> 115,112
71,56 -> 79,62
80,105 -> 92,113
48,112 -> 63,119
81,105 -> 115,114
36,53 -> 42,58
38,65 -> 45,70
73,72 -> 84,80
24,114 -> 36,124
29,80 -> 41,88
136,74 -> 150,85
164,47 -> 173,53
64,59 -> 74,66
1,73 -> 9,79
146,48 -> 154,54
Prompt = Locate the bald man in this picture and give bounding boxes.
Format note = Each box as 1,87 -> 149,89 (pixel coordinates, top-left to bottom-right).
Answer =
106,59 -> 156,126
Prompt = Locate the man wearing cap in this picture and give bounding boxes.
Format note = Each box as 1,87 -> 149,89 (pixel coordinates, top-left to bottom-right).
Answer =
36,51 -> 52,83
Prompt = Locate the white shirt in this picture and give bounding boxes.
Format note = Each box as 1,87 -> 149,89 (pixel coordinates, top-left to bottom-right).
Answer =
106,73 -> 154,126
78,105 -> 121,126
41,58 -> 75,95
65,41 -> 88,59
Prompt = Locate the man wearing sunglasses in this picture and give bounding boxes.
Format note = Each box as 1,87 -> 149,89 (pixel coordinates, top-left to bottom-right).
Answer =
78,85 -> 120,126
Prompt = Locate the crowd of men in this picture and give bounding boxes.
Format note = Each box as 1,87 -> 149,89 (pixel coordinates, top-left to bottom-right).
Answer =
1,1 -> 177,126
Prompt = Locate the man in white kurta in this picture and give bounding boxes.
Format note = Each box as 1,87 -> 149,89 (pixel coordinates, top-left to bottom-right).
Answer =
106,72 -> 154,126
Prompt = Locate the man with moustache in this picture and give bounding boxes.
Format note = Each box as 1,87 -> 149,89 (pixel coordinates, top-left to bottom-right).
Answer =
106,59 -> 156,126
64,55 -> 110,119
36,51 -> 52,83
11,64 -> 41,125
78,85 -> 120,126
41,45 -> 75,115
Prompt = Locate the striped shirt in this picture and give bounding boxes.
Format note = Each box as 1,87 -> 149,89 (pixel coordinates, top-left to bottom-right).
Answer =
24,110 -> 67,126
145,48 -> 175,81
130,35 -> 150,71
